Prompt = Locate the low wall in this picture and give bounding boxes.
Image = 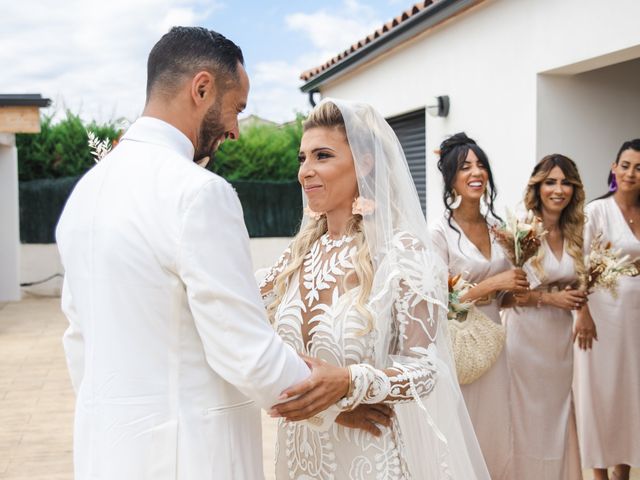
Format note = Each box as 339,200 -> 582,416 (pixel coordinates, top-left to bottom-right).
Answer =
20,237 -> 292,297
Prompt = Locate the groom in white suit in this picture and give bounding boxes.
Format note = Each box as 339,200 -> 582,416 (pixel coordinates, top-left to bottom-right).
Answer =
56,27 -> 350,480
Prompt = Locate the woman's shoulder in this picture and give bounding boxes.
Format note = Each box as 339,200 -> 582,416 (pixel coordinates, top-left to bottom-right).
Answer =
585,196 -> 611,218
428,214 -> 452,236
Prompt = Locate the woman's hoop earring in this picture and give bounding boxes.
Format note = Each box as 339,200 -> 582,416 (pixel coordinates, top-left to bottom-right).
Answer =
447,189 -> 462,210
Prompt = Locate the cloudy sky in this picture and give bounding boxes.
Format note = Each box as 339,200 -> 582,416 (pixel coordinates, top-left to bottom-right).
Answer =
2,0 -> 407,124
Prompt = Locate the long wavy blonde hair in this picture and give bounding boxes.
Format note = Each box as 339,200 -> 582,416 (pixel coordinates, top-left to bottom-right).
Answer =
267,101 -> 374,326
524,154 -> 586,286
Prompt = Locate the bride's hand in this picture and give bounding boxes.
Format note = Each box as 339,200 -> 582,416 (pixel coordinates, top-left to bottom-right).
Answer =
269,355 -> 349,421
335,404 -> 394,437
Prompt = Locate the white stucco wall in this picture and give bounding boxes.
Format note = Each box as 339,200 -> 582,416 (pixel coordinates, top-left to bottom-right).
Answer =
537,58 -> 640,201
317,0 -> 640,222
0,134 -> 21,302
19,238 -> 292,298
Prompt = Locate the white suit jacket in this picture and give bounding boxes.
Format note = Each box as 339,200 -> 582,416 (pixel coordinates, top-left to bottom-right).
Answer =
56,117 -> 309,480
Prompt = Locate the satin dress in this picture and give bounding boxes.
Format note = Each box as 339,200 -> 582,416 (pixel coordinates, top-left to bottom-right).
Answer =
430,216 -> 513,480
573,197 -> 640,468
503,240 -> 581,479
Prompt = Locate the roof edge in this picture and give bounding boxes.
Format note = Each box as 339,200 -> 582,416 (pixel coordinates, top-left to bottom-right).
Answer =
300,0 -> 480,93
0,94 -> 52,108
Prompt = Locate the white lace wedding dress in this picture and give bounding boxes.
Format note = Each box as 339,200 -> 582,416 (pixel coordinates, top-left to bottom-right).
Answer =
260,232 -> 441,480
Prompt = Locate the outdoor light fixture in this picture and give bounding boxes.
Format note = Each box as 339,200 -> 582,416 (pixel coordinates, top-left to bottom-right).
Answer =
426,95 -> 450,118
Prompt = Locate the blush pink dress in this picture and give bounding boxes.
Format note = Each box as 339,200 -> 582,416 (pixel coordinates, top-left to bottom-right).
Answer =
573,197 -> 640,468
503,240 -> 582,479
430,216 -> 513,480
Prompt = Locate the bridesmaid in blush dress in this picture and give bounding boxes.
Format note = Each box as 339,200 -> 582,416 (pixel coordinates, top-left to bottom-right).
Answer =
430,133 -> 529,480
573,139 -> 640,480
502,155 -> 586,480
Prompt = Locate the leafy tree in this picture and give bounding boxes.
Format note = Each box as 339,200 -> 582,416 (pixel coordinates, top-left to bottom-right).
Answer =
16,112 -> 120,181
17,112 -> 304,182
210,115 -> 303,181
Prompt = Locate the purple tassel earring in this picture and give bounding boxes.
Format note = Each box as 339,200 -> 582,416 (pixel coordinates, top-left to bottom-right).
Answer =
608,173 -> 618,193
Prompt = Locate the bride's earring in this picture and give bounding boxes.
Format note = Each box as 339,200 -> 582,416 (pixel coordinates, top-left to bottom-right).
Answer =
352,196 -> 375,216
447,189 -> 462,210
304,206 -> 324,220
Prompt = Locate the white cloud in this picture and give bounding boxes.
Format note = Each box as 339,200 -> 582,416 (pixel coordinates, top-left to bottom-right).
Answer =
1,0 -> 383,125
253,61 -> 302,86
0,0 -> 221,123
245,60 -> 310,122
285,6 -> 380,56
248,0 -> 382,122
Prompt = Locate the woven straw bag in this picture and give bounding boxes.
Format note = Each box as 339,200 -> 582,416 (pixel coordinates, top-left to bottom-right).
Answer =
448,306 -> 506,385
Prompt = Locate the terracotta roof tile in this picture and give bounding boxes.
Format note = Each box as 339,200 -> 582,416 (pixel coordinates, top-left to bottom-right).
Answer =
300,0 -> 440,82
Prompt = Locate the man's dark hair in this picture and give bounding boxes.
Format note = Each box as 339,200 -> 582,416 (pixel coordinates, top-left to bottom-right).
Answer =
146,27 -> 244,99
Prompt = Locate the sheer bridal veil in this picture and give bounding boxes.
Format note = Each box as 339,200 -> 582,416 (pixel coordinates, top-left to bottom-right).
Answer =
326,98 -> 490,479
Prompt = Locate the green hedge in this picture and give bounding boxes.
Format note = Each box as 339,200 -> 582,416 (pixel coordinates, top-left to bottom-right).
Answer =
233,180 -> 302,237
19,177 -> 81,244
17,113 -> 304,183
17,112 -> 120,181
210,118 -> 303,180
19,176 -> 302,243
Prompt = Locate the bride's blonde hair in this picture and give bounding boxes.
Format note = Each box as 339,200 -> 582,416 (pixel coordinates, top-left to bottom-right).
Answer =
267,102 -> 374,327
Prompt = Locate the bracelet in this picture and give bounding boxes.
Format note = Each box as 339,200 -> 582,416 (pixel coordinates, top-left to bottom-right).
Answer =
536,291 -> 544,309
346,365 -> 355,398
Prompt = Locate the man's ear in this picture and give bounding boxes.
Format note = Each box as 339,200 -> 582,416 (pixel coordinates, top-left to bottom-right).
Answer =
191,71 -> 216,106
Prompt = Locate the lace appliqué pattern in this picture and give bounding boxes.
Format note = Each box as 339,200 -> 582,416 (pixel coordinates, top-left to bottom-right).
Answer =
266,233 -> 441,480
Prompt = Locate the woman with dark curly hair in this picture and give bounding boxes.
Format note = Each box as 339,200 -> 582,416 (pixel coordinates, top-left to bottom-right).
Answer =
574,139 -> 640,480
502,154 -> 587,479
430,132 -> 529,480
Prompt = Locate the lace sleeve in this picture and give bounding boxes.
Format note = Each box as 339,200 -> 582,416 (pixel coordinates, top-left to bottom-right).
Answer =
338,233 -> 445,409
259,246 -> 292,308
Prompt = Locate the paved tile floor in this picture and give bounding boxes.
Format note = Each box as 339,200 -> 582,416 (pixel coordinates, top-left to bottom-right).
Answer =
1,297 -> 637,480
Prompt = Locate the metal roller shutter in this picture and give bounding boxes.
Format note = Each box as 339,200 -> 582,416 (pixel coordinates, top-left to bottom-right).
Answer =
386,109 -> 426,215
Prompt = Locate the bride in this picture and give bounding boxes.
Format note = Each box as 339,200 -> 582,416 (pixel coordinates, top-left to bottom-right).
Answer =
261,99 -> 489,479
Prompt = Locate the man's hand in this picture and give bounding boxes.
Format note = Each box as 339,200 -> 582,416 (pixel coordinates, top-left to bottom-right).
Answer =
269,355 -> 349,421
335,404 -> 394,437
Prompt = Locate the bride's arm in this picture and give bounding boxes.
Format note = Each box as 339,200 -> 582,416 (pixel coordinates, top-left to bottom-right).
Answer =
271,237 -> 443,421
338,278 -> 440,409
275,279 -> 441,423
257,246 -> 292,315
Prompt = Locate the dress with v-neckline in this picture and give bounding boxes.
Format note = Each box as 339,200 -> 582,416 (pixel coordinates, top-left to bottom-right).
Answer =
609,195 -> 640,243
429,215 -> 513,480
574,196 -> 640,468
503,237 -> 581,479
451,217 -> 494,262
545,237 -> 565,263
